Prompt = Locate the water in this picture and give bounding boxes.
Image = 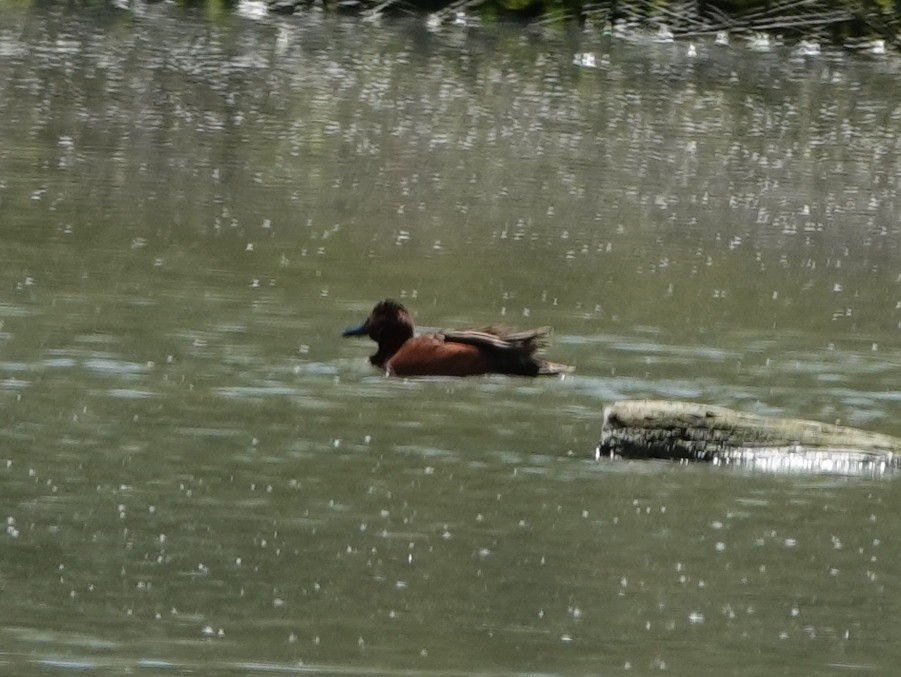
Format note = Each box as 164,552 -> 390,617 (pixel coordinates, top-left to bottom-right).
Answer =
0,3 -> 900,674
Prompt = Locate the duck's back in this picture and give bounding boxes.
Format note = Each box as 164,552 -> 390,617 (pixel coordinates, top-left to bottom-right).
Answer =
385,329 -> 571,377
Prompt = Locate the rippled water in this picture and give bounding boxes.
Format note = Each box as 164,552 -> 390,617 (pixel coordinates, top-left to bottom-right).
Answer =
1,3 -> 900,674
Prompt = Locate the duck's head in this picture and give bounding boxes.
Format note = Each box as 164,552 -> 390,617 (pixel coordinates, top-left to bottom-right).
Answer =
342,299 -> 415,346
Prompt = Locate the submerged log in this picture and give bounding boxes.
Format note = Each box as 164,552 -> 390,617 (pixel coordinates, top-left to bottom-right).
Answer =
597,400 -> 901,474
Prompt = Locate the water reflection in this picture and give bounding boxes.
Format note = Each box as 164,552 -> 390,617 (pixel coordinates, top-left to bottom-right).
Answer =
0,3 -> 900,674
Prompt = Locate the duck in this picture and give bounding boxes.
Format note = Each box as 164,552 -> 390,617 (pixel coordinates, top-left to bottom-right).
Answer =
342,299 -> 574,377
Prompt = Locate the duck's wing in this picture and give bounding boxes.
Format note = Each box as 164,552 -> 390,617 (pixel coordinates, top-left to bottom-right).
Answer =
439,327 -> 572,376
440,327 -> 550,354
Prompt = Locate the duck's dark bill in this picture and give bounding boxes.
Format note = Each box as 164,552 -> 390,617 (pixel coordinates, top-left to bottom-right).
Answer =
342,322 -> 368,337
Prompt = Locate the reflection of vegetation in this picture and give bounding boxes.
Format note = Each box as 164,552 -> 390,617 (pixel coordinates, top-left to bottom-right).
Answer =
266,0 -> 898,45
9,0 -> 899,44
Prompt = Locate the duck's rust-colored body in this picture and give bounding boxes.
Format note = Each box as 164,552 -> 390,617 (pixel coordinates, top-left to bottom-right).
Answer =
342,299 -> 573,377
